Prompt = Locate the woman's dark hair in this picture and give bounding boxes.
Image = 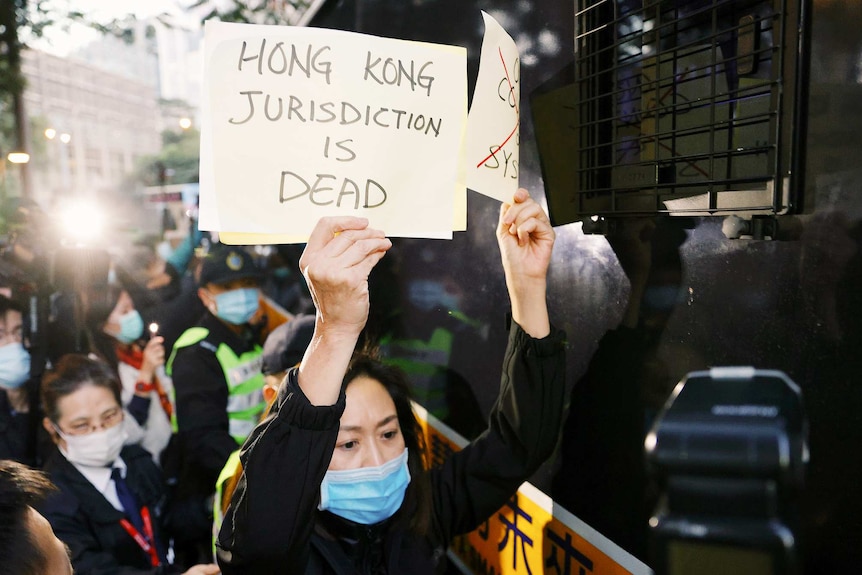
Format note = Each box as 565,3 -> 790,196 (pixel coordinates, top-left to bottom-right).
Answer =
41,354 -> 122,424
0,294 -> 24,318
80,263 -> 155,368
341,349 -> 431,536
81,282 -> 124,366
0,295 -> 26,344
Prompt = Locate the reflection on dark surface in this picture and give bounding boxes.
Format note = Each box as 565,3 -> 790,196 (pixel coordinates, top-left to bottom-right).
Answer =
552,216 -> 688,563
367,238 -> 488,440
312,0 -> 862,572
793,210 -> 862,572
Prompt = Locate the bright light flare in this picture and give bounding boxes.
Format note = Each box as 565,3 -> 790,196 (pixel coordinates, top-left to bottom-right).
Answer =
61,201 -> 105,244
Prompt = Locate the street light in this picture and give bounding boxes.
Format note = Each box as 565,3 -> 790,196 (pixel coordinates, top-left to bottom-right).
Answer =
179,117 -> 192,130
1,149 -> 30,203
0,150 -> 6,201
45,128 -> 71,144
6,152 -> 30,164
45,127 -> 72,192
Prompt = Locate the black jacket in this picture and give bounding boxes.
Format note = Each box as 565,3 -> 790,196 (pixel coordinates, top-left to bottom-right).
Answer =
216,321 -> 567,574
38,444 -> 175,575
0,390 -> 32,464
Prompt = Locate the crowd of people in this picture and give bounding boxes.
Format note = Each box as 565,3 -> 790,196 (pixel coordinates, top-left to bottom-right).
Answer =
0,188 -> 567,575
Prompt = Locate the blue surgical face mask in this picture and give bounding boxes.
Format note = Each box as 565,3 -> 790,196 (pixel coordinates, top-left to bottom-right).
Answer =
0,342 -> 31,389
319,447 -> 411,525
214,288 -> 260,325
115,310 -> 144,344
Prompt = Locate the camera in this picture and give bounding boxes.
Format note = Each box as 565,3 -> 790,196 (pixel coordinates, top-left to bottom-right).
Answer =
645,367 -> 807,575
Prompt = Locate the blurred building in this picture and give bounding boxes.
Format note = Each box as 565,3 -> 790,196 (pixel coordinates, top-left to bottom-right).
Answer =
20,14 -> 202,212
72,14 -> 203,126
21,48 -> 161,207
152,17 -> 203,121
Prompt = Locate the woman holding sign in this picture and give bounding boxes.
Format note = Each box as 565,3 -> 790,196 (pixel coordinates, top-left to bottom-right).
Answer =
216,189 -> 566,574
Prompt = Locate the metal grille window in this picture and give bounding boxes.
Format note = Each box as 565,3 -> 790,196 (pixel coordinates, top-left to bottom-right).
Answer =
534,0 -> 810,226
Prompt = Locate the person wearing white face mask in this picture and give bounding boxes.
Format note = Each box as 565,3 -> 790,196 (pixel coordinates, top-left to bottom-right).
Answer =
216,189 -> 567,574
38,354 -> 221,575
0,295 -> 35,465
164,244 -> 266,570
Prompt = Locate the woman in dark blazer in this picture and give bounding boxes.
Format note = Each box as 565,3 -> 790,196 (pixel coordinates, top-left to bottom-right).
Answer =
38,354 -> 219,575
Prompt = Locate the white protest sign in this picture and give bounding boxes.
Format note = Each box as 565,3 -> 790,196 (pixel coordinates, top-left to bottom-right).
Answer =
466,12 -> 520,202
199,21 -> 467,242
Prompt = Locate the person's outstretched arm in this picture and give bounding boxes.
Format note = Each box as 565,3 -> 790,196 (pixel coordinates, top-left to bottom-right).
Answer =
430,189 -> 566,542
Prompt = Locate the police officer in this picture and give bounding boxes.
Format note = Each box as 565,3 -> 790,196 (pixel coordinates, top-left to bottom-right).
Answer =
165,244 -> 265,568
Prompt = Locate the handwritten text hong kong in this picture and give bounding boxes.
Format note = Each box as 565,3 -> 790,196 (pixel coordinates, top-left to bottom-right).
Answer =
230,39 -> 447,210
230,40 -> 441,138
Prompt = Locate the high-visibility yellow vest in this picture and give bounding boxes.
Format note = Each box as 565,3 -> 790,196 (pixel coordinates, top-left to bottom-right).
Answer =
212,449 -> 242,555
167,327 -> 266,444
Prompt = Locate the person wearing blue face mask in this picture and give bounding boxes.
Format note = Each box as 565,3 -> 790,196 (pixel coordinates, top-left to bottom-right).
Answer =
165,244 -> 266,570
0,295 -> 35,465
216,189 -> 567,574
83,285 -> 173,464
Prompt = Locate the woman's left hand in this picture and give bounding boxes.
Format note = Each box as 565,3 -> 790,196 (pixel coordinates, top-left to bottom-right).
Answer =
497,188 -> 555,284
497,188 -> 555,338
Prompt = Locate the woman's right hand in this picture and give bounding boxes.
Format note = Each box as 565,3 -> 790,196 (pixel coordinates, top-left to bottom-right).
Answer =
299,216 -> 391,339
138,336 -> 165,384
182,564 -> 220,575
297,216 -> 391,406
